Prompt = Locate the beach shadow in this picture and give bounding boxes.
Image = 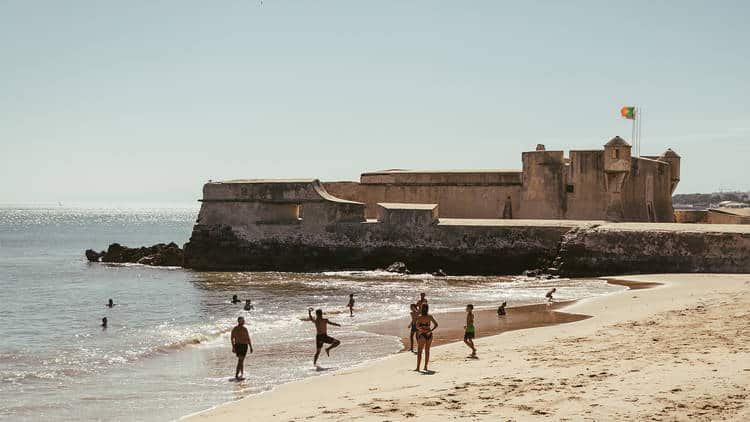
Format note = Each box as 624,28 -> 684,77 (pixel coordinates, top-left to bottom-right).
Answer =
315,366 -> 334,372
420,370 -> 437,375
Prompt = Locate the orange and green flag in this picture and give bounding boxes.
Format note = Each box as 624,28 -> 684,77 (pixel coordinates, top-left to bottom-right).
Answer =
620,106 -> 636,120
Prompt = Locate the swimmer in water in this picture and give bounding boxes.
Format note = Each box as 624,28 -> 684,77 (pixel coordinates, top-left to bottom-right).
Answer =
244,299 -> 254,311
107,298 -> 114,308
308,308 -> 341,366
101,317 -> 107,328
231,295 -> 241,304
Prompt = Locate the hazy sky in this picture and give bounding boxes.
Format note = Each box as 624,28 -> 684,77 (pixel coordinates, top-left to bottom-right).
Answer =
2,1 -> 748,203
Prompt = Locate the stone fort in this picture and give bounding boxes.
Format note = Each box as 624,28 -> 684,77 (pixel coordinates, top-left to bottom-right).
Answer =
323,136 -> 680,222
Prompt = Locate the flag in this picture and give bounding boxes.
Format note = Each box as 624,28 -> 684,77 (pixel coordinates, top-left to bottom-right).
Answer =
620,106 -> 636,120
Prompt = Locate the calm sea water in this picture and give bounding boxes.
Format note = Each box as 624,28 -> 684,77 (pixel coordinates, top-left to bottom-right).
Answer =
0,205 -> 625,421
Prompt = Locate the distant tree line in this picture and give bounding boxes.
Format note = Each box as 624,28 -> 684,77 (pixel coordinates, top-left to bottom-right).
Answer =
673,191 -> 749,207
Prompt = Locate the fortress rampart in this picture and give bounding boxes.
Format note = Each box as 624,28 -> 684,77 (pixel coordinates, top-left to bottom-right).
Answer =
183,178 -> 750,276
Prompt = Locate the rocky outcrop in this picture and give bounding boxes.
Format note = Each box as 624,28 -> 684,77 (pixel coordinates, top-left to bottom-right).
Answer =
86,242 -> 184,267
384,262 -> 410,274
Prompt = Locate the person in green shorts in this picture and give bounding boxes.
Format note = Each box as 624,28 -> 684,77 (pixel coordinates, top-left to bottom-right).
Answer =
463,304 -> 477,358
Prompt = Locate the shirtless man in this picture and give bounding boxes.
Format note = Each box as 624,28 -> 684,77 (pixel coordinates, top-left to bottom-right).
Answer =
463,304 -> 477,357
546,288 -> 557,304
347,294 -> 355,317
230,316 -> 253,380
243,299 -> 254,311
308,308 -> 341,366
416,292 -> 427,310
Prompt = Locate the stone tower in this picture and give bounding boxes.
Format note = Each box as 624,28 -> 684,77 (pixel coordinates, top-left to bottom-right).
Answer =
603,136 -> 632,221
658,148 -> 681,194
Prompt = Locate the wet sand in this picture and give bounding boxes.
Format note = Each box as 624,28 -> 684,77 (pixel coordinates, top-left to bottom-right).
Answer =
184,274 -> 750,421
364,301 -> 589,350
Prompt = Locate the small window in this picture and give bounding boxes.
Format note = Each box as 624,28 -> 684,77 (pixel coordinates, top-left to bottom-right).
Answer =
566,184 -> 575,193
612,149 -> 620,159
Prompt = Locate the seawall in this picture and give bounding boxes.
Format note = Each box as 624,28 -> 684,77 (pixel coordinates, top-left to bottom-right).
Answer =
182,180 -> 750,276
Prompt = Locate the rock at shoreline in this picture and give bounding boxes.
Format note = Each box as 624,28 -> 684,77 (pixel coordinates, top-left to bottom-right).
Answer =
85,249 -> 105,262
384,261 -> 410,274
85,242 -> 184,267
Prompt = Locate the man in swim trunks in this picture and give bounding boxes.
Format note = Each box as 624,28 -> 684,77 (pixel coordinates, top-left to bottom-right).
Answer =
230,316 -> 253,380
308,308 -> 341,366
347,294 -> 355,317
463,304 -> 477,357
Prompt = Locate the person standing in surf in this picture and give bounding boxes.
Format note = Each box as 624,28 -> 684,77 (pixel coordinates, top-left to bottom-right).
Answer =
230,316 -> 253,380
546,288 -> 556,305
463,304 -> 477,358
415,303 -> 438,372
408,303 -> 419,352
347,294 -> 355,317
416,292 -> 427,310
308,308 -> 341,366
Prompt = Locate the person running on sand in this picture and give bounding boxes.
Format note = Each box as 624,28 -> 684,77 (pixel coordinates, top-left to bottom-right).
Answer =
415,303 -> 438,372
497,301 -> 507,316
546,288 -> 556,304
347,294 -> 355,317
243,299 -> 254,311
308,308 -> 341,366
463,304 -> 477,358
231,295 -> 241,304
408,303 -> 419,352
231,316 -> 253,380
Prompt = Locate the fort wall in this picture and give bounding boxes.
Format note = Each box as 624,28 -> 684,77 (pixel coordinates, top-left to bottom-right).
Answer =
183,180 -> 750,276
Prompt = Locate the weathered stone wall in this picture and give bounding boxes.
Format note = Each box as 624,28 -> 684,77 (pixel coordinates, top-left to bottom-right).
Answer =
622,158 -> 675,222
557,223 -> 750,276
323,180 -> 522,220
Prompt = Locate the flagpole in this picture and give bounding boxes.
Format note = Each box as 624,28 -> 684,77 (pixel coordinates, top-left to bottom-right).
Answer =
631,108 -> 636,155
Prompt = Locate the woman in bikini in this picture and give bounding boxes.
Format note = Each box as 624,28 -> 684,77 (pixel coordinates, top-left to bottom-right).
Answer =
415,303 -> 438,372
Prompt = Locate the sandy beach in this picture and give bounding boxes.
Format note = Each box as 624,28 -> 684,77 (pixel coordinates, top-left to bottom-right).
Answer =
184,274 -> 750,421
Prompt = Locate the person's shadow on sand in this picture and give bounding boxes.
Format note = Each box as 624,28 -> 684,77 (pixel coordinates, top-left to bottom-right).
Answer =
419,370 -> 437,375
315,366 -> 334,372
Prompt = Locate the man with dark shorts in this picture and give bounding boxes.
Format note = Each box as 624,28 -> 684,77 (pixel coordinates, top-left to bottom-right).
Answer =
230,316 -> 253,380
308,308 -> 341,366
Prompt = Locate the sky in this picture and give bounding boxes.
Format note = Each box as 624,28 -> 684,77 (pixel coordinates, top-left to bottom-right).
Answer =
1,0 -> 748,204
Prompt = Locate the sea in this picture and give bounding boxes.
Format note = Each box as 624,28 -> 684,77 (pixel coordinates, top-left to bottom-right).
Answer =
0,204 -> 626,421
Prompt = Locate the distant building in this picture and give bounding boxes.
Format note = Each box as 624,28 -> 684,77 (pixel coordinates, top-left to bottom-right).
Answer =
324,137 -> 680,222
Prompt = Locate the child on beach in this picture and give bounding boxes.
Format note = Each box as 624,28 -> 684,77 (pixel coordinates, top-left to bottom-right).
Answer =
347,294 -> 355,317
308,308 -> 341,366
546,288 -> 556,304
497,301 -> 507,316
463,304 -> 477,358
408,303 -> 419,352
